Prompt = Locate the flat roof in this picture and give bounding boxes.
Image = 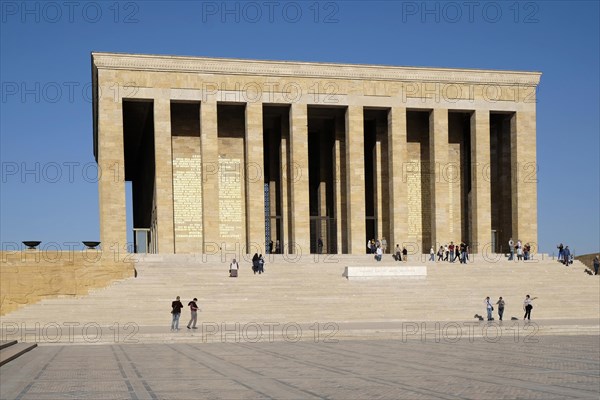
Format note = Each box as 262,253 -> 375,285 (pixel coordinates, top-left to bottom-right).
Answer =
91,52 -> 541,85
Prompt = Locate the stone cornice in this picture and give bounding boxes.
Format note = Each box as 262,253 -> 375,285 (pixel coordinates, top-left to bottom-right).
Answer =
92,52 -> 542,86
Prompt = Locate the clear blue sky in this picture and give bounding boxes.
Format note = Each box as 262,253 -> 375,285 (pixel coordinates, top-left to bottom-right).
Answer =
1,1 -> 598,255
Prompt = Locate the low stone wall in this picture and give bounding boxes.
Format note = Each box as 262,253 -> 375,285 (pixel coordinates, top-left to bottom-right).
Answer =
0,251 -> 134,316
576,253 -> 600,270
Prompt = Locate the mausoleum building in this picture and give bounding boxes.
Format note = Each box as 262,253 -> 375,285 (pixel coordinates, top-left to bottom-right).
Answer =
91,52 -> 541,255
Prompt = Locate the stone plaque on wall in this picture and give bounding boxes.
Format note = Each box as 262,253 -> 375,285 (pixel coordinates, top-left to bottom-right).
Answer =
407,159 -> 421,237
218,158 -> 242,239
172,137 -> 203,253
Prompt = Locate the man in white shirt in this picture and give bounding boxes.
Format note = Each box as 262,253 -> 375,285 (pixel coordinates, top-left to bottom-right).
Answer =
485,296 -> 494,321
523,294 -> 537,320
229,258 -> 239,277
375,246 -> 383,262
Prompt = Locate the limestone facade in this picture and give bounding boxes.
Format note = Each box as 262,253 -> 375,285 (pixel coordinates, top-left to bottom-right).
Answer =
91,53 -> 541,255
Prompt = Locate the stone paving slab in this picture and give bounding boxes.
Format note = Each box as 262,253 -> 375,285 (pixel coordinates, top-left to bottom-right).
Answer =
1,335 -> 599,400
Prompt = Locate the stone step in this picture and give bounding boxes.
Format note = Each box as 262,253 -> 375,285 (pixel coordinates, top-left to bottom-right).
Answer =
3,256 -> 597,337
0,341 -> 37,366
0,340 -> 17,350
2,319 -> 597,345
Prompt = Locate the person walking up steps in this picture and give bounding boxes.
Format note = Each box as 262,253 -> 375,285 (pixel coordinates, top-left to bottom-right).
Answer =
563,246 -> 571,266
395,244 -> 402,261
375,245 -> 383,261
229,258 -> 239,277
252,253 -> 259,274
258,254 -> 265,274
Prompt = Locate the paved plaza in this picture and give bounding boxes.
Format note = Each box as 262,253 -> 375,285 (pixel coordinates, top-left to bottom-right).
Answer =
1,334 -> 599,399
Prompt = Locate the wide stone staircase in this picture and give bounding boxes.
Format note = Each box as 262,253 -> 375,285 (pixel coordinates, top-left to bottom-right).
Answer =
1,253 -> 598,344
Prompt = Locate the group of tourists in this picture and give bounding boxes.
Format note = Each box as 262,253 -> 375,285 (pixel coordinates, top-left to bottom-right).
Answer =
435,241 -> 469,263
367,238 -> 412,262
251,253 -> 266,274
393,244 -> 408,262
227,255 -> 265,277
507,238 -> 533,261
367,238 -> 388,255
556,243 -> 574,265
484,294 -> 537,321
267,240 -> 281,254
370,239 -> 474,263
170,296 -> 200,331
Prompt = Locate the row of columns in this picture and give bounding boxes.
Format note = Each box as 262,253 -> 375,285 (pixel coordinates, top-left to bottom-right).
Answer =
97,92 -> 536,255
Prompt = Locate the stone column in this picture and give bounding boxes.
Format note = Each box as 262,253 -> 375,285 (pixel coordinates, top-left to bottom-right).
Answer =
387,107 -> 408,249
245,102 -> 265,253
334,138 -> 343,253
470,110 -> 492,254
429,108 -> 450,248
377,119 -> 390,247
97,83 -> 126,257
289,103 -> 310,254
318,139 -> 329,252
511,111 -> 538,251
269,180 -> 276,244
334,111 -> 346,253
201,101 -> 220,253
279,118 -> 292,254
374,140 -> 383,241
153,95 -> 175,253
345,106 -> 366,254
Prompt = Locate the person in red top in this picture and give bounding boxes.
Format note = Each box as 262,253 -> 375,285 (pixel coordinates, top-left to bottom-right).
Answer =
187,298 -> 199,329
